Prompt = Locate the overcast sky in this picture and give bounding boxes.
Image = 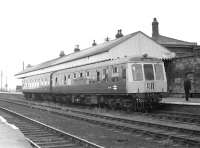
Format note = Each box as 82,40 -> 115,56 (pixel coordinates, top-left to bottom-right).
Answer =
0,0 -> 200,90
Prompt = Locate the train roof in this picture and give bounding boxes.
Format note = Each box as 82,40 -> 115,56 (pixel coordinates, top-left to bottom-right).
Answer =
16,31 -> 175,77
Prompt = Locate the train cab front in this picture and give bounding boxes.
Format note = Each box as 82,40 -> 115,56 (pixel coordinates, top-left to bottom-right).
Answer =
126,57 -> 167,111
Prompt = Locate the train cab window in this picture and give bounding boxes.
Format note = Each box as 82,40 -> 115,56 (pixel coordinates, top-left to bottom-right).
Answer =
154,64 -> 164,80
144,64 -> 154,80
132,64 -> 143,81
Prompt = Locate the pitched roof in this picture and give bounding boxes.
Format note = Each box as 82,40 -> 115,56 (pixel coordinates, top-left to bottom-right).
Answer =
16,31 -> 139,75
152,35 -> 197,46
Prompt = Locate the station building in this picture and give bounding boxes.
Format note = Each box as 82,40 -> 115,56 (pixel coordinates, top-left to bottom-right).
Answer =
151,18 -> 200,96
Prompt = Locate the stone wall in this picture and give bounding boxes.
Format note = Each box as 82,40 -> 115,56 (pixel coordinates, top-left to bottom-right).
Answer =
166,54 -> 200,96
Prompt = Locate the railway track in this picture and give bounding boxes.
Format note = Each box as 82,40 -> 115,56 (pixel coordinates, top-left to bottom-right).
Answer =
0,98 -> 200,147
0,106 -> 104,148
146,111 -> 200,125
1,97 -> 200,125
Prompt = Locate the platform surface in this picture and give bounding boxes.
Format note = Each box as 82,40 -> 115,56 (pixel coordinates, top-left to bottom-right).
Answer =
0,116 -> 32,148
161,97 -> 200,105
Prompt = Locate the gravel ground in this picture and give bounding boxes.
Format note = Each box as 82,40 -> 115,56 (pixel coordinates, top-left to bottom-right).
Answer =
0,100 -> 187,148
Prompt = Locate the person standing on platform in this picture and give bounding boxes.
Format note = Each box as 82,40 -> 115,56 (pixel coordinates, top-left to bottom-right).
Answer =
184,74 -> 191,101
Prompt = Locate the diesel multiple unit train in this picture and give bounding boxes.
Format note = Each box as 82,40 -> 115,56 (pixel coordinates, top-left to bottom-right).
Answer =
16,31 -> 172,111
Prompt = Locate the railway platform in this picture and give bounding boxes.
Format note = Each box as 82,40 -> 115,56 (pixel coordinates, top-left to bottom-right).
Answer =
0,116 -> 32,148
161,97 -> 200,105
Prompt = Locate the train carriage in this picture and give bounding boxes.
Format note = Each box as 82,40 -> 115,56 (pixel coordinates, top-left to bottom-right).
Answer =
15,31 -> 174,111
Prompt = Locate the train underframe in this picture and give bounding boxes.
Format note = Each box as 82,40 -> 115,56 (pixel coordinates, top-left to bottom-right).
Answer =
23,92 -> 162,112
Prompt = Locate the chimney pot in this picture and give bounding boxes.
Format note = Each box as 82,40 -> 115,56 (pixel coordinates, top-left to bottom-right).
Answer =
105,37 -> 110,42
59,50 -> 65,57
74,44 -> 80,52
92,40 -> 97,46
115,29 -> 123,38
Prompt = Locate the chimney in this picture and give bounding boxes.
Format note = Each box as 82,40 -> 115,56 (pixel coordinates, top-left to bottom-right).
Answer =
115,29 -> 123,38
92,40 -> 97,46
59,50 -> 65,57
152,18 -> 159,38
74,44 -> 80,52
105,37 -> 110,42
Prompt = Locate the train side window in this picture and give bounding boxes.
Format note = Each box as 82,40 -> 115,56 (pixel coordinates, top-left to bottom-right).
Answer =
64,75 -> 67,84
86,71 -> 90,77
73,73 -> 76,79
80,72 -> 83,78
55,77 -> 58,85
144,64 -> 154,80
97,71 -> 100,81
132,64 -> 143,81
102,69 -> 108,82
113,67 -> 118,73
122,68 -> 126,79
154,64 -> 164,80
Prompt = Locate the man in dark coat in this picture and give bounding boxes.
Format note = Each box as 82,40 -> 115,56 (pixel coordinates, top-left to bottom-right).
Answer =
184,75 -> 191,101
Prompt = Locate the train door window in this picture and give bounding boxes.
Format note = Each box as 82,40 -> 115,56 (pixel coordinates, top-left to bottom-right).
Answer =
144,64 -> 154,80
122,68 -> 126,79
97,71 -> 100,81
132,64 -> 143,81
86,71 -> 90,77
68,74 -> 71,79
154,64 -> 164,80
